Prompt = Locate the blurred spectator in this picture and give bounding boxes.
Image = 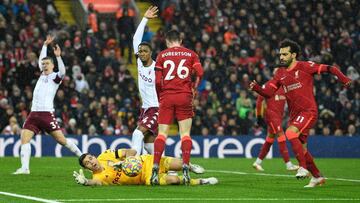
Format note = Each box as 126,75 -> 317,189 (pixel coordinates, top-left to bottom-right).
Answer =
87,3 -> 98,33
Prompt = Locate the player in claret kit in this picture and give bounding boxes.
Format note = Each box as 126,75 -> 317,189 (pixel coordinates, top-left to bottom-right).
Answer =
131,6 -> 159,156
253,69 -> 298,172
150,30 -> 204,185
13,36 -> 82,175
249,39 -> 351,187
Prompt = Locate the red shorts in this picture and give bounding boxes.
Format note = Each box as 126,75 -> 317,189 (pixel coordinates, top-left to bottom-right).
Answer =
265,117 -> 283,134
288,111 -> 317,143
23,112 -> 61,134
158,93 -> 193,125
137,107 -> 159,135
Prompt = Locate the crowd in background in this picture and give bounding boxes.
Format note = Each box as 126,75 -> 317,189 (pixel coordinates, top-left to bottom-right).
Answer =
0,0 -> 359,137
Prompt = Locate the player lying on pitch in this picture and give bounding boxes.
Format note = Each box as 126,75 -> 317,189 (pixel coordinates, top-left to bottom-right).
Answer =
73,149 -> 218,186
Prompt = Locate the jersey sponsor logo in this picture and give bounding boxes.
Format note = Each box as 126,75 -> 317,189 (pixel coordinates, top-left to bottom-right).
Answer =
285,82 -> 302,92
112,171 -> 122,184
139,73 -> 153,83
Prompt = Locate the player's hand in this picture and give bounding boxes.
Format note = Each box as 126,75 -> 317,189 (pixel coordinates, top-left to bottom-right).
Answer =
73,169 -> 88,185
249,80 -> 258,90
144,6 -> 158,19
53,44 -> 61,57
343,80 -> 351,88
112,161 -> 124,170
44,35 -> 54,46
256,116 -> 266,128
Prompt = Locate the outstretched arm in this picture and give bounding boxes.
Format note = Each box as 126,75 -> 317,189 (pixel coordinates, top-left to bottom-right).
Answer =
133,6 -> 158,54
73,169 -> 102,186
305,61 -> 351,87
53,44 -> 65,77
249,80 -> 279,98
39,35 -> 54,71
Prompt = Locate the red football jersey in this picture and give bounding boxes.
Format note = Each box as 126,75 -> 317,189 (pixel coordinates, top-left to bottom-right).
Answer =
255,61 -> 342,119
155,46 -> 203,97
256,85 -> 286,121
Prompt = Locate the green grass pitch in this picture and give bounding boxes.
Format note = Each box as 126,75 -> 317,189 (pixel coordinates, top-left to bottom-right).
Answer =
1,157 -> 360,202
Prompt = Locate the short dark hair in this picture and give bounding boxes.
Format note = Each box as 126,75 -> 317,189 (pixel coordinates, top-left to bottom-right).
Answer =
279,39 -> 301,57
138,42 -> 152,51
79,153 -> 90,168
41,56 -> 54,64
165,30 -> 181,42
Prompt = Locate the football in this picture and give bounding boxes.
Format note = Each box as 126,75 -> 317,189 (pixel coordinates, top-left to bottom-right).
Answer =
121,156 -> 143,177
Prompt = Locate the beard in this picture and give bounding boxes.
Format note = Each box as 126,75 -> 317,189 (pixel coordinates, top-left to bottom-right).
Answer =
279,58 -> 293,67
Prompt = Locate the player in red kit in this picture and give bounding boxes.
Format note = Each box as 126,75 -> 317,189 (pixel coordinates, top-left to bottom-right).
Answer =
250,39 -> 351,187
253,71 -> 298,172
150,30 -> 204,185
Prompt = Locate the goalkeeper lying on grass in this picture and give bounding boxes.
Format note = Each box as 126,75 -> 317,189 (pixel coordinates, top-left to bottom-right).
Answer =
73,148 -> 218,186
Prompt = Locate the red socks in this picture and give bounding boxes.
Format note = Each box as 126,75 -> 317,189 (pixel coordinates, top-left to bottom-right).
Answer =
258,137 -> 274,160
181,136 -> 192,165
286,129 -> 307,168
305,150 -> 321,177
153,134 -> 166,165
277,135 -> 290,163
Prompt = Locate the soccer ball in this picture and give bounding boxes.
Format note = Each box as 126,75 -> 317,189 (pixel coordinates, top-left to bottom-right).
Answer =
121,156 -> 142,177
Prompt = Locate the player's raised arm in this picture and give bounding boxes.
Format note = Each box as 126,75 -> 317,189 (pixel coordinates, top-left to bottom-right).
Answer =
53,44 -> 65,77
249,79 -> 279,98
303,61 -> 352,86
133,6 -> 158,54
39,35 -> 54,71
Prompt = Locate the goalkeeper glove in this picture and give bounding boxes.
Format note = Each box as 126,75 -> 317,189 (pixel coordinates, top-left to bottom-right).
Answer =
112,161 -> 124,170
73,169 -> 88,185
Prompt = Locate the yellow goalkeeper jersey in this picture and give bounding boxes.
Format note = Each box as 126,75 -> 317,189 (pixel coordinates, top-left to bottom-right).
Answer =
92,149 -> 173,185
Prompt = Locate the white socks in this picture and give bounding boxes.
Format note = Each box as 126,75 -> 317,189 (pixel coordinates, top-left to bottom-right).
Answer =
64,138 -> 82,157
131,129 -> 144,155
144,143 -> 154,154
255,157 -> 262,165
20,143 -> 31,170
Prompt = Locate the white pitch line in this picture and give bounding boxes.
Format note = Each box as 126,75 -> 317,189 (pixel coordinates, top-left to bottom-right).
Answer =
207,169 -> 360,183
0,191 -> 60,203
55,198 -> 360,202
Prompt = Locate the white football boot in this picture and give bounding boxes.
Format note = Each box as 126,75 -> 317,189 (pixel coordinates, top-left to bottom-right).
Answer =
304,176 -> 326,188
13,168 -> 30,175
295,167 -> 310,179
190,163 -> 205,174
200,177 -> 218,185
286,164 -> 300,171
252,162 -> 265,171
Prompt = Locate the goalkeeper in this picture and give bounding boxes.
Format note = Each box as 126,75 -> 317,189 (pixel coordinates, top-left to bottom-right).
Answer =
73,148 -> 218,186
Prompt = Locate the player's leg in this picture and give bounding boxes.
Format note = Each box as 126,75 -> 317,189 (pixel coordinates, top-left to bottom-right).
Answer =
151,102 -> 173,185
143,132 -> 155,154
285,125 -> 308,178
165,156 -> 204,174
253,132 -> 275,171
13,129 -> 35,174
277,132 -> 299,171
300,135 -> 325,187
50,130 -> 82,156
175,93 -> 194,185
131,125 -> 147,156
178,118 -> 193,185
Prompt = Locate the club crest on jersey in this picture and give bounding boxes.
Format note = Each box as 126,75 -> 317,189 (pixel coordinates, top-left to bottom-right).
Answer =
295,70 -> 299,79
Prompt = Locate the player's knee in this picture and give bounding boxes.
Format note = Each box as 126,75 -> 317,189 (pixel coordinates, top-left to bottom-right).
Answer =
20,129 -> 34,144
285,129 -> 299,140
